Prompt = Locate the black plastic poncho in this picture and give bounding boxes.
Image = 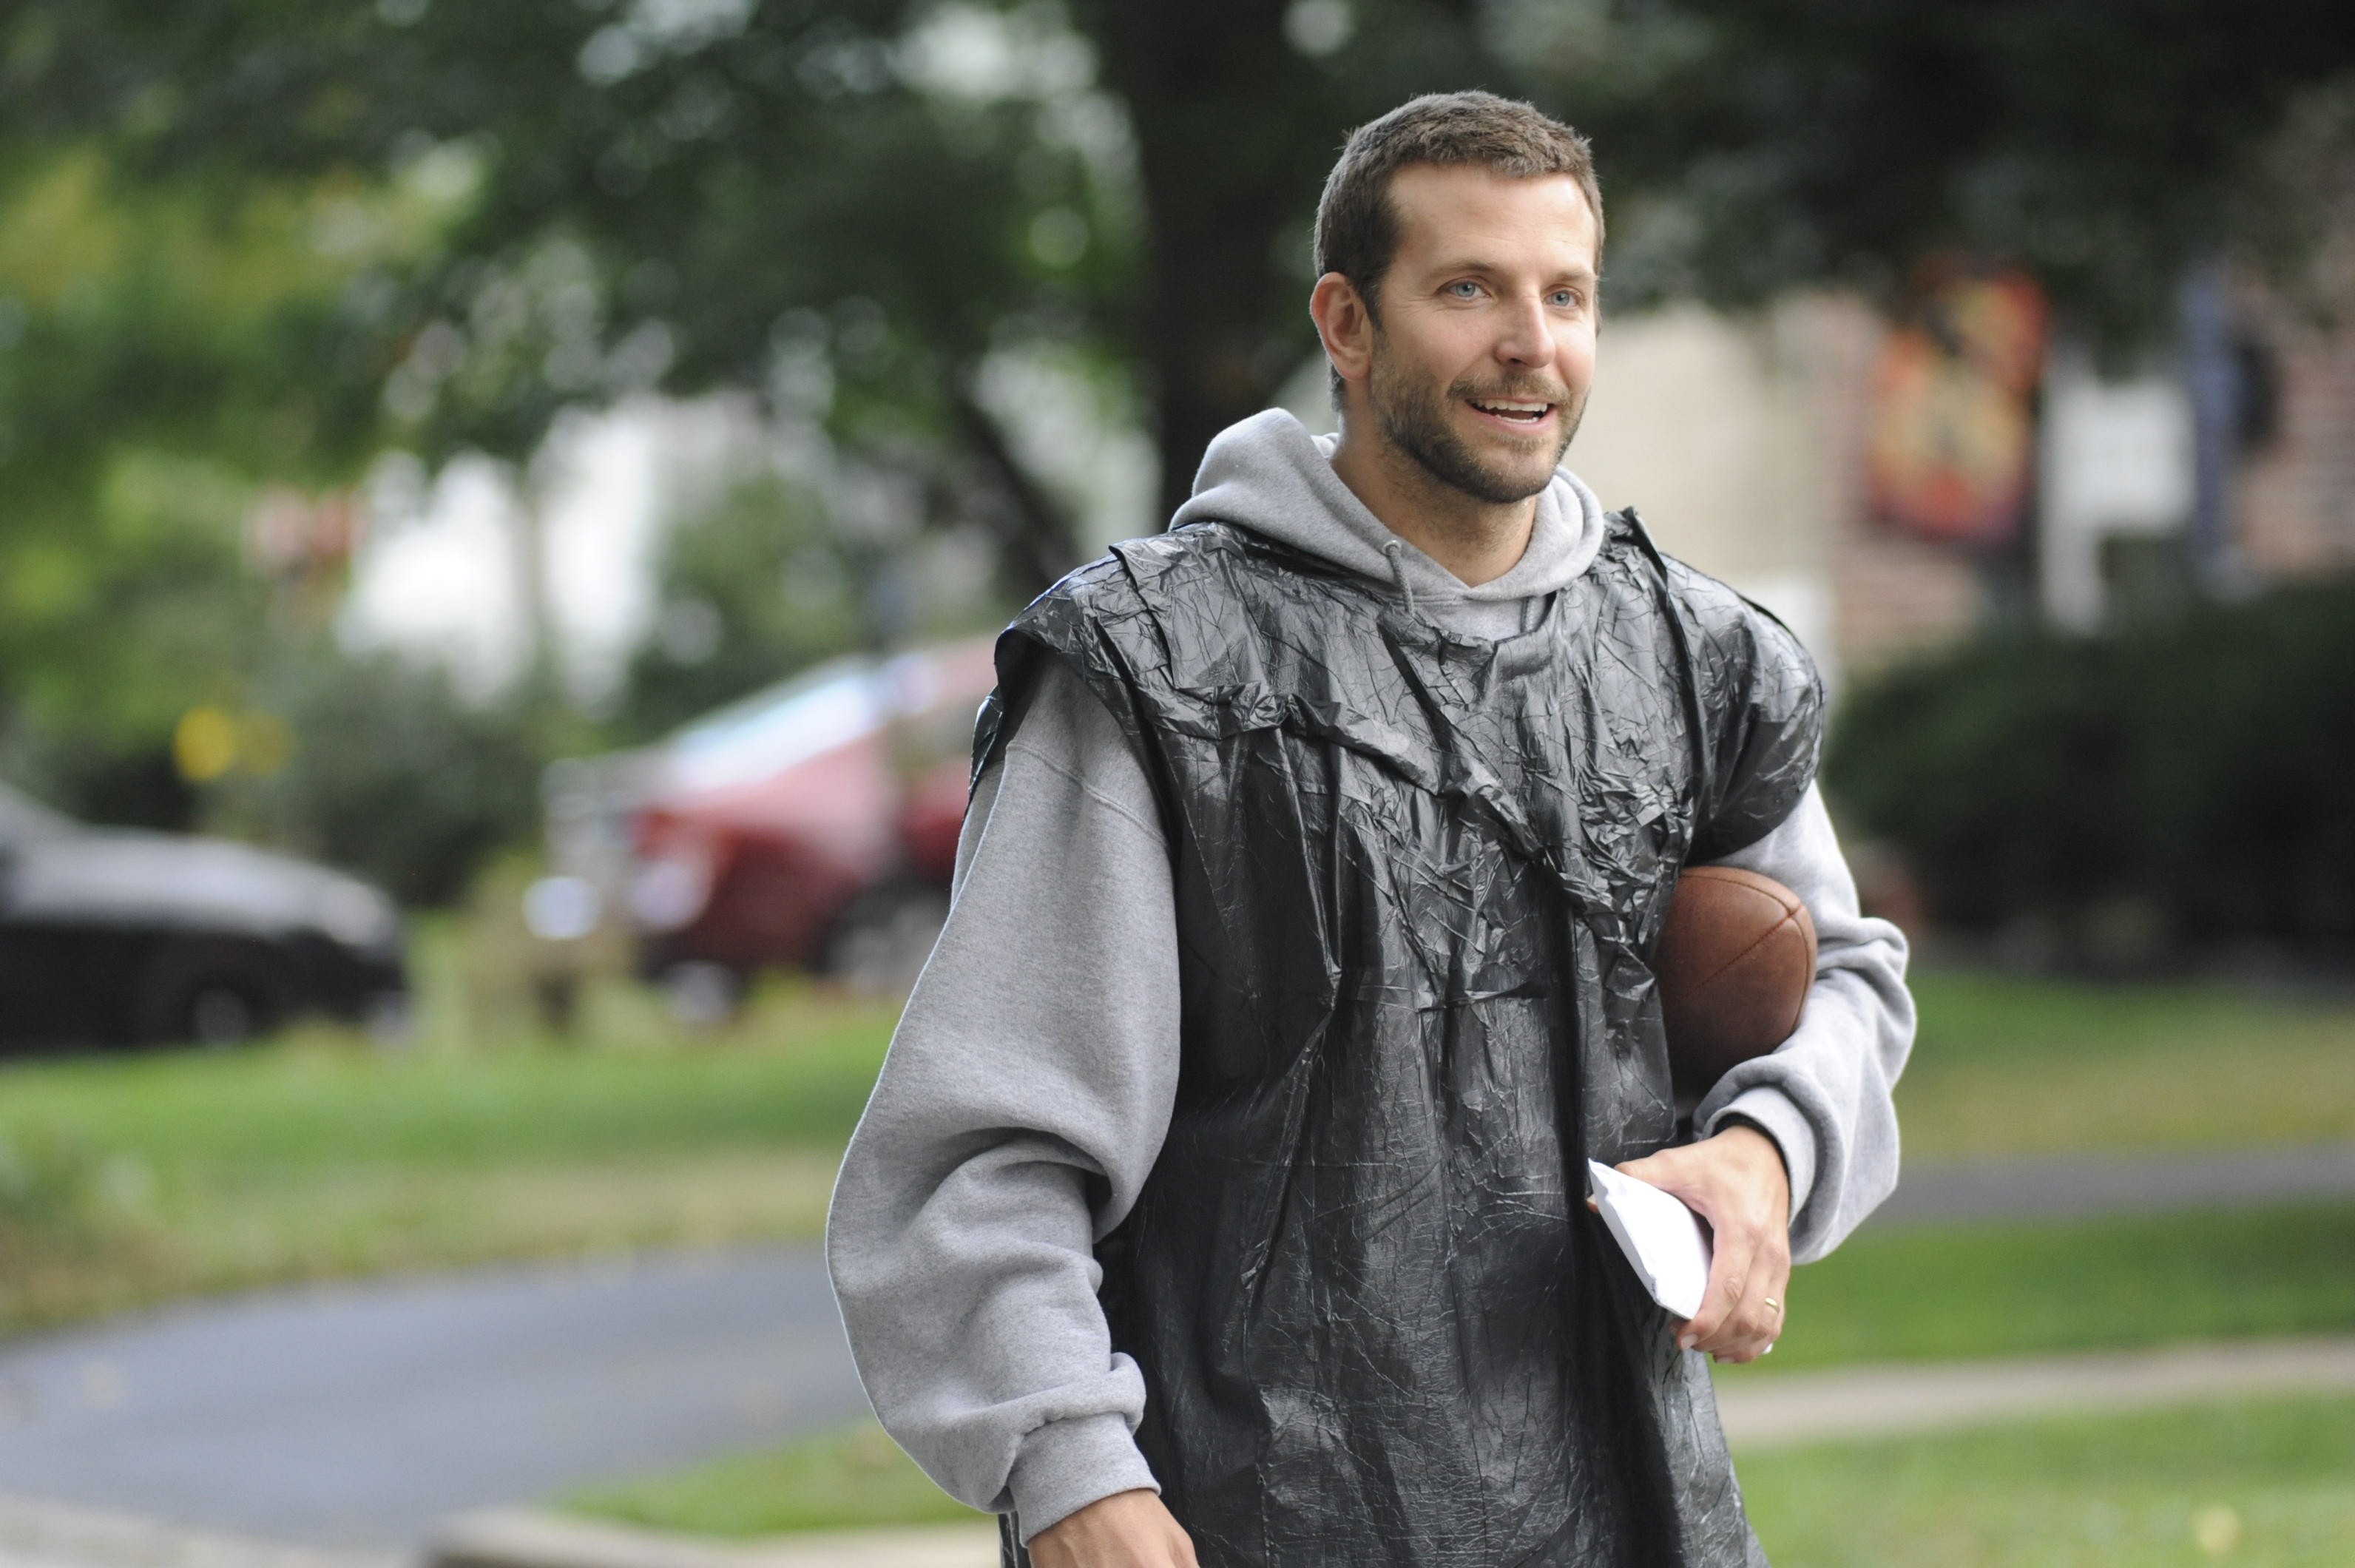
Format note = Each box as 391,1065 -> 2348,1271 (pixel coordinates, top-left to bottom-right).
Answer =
977,514 -> 1822,1568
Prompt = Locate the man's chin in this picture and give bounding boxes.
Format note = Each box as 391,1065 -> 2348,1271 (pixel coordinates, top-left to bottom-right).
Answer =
1453,425 -> 1571,492
1438,446 -> 1561,507
1423,467 -> 1555,508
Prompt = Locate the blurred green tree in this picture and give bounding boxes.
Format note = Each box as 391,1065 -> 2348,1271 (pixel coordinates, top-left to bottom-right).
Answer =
1,0 -> 2350,844
1827,580 -> 2355,954
1521,0 -> 2355,339
10,0 -> 2351,558
612,472 -> 868,743
209,643 -> 555,907
0,0 -> 1496,563
0,146 -> 456,828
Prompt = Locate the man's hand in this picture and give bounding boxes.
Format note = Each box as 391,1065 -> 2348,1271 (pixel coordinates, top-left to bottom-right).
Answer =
1027,1490 -> 1197,1568
1609,1123 -> 1790,1363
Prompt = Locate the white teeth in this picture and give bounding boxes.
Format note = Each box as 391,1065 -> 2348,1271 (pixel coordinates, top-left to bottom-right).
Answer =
1472,399 -> 1550,416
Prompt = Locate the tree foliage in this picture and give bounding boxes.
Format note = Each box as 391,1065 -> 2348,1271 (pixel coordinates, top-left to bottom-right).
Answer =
0,146 -> 444,729
1,0 -> 2351,881
1525,0 -> 2355,339
612,472 -> 871,743
0,0 -> 1502,570
8,1 -> 2350,564
209,643 -> 555,907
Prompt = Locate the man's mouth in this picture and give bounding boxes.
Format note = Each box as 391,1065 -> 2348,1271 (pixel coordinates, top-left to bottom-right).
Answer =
1466,397 -> 1555,426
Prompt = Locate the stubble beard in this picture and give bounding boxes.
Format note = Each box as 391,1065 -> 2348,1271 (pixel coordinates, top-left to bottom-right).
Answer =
1366,330 -> 1583,507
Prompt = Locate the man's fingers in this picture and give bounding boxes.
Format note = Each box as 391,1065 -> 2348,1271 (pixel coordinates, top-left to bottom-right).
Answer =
1677,1237 -> 1746,1349
1680,1220 -> 1766,1352
1694,1226 -> 1791,1361
1610,1151 -> 1681,1196
1706,1277 -> 1787,1364
1676,1204 -> 1788,1359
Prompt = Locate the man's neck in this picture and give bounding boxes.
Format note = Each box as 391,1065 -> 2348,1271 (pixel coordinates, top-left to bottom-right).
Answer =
1326,426 -> 1538,588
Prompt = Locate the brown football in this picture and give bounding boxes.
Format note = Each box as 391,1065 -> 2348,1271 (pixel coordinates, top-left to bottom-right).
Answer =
1655,865 -> 1817,1099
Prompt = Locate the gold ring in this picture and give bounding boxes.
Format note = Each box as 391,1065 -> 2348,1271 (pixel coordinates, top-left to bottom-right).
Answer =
1762,1297 -> 1783,1315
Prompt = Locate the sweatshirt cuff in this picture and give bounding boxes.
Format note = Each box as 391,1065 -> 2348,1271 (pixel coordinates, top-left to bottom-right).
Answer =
1007,1413 -> 1160,1544
1705,1086 -> 1819,1220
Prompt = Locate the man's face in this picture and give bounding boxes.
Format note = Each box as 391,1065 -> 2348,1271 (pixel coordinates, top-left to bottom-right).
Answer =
1361,164 -> 1599,505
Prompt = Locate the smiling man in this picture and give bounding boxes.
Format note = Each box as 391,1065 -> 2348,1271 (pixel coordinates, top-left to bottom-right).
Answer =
829,93 -> 1913,1568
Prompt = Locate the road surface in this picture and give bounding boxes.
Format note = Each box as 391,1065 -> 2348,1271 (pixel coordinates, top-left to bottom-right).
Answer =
0,1249 -> 865,1550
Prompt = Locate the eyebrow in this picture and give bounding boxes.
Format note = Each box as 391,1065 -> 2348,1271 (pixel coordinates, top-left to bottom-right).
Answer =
1426,256 -> 1598,287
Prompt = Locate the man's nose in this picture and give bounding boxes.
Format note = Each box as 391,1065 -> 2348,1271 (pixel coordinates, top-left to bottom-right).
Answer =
1493,294 -> 1557,368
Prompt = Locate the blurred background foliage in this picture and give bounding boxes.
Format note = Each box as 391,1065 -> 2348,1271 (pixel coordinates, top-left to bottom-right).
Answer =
204,647 -> 557,905
1829,581 -> 2355,962
612,473 -> 871,744
0,0 -> 2351,910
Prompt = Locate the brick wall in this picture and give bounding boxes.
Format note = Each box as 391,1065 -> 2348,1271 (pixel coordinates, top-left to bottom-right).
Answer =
2237,268 -> 2355,578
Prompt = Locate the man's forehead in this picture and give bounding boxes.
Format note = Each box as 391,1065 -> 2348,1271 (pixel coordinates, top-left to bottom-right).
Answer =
1387,163 -> 1598,272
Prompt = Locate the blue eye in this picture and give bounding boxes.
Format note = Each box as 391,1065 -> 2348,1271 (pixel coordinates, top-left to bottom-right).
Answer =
1448,280 -> 1481,299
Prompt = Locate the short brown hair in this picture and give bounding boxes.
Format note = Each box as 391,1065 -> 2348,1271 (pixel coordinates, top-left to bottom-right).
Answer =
1313,91 -> 1604,319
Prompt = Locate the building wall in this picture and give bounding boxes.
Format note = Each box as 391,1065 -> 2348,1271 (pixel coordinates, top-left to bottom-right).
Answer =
1527,266 -> 2355,689
1570,293 -> 1987,687
2237,285 -> 2355,579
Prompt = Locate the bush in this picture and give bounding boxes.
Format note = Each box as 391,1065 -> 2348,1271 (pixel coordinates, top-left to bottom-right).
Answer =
218,647 -> 553,908
7,641 -> 553,910
1826,580 -> 2355,950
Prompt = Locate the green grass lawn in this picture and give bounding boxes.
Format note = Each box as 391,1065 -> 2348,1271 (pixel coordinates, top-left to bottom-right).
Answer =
572,1395 -> 2355,1560
1898,969 -> 2355,1158
568,1418 -> 987,1538
555,969 -> 2355,1543
1741,1202 -> 2355,1371
0,969 -> 897,1331
1740,1395 -> 2355,1568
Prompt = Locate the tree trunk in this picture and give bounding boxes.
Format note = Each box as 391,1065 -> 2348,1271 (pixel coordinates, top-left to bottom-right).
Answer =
952,388 -> 1083,598
1084,0 -> 1337,524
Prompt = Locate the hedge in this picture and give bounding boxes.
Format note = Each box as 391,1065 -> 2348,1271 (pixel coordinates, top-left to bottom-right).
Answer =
1825,580 -> 2355,948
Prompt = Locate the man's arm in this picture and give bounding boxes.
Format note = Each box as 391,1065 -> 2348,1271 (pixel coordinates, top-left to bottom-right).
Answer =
1689,782 -> 1915,1261
826,658 -> 1186,1548
1616,783 -> 1913,1360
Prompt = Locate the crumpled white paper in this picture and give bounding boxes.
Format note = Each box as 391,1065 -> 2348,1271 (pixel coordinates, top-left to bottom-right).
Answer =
1588,1159 -> 1713,1319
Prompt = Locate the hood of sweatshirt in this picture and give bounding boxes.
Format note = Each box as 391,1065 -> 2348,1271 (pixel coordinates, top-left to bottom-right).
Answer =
1168,409 -> 1609,624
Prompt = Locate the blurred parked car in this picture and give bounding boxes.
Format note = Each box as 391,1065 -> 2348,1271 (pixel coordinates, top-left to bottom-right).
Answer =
0,783 -> 408,1046
548,638 -> 998,1005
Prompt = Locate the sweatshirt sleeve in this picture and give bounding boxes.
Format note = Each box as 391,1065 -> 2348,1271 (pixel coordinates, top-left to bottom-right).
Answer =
1690,783 -> 1916,1263
826,657 -> 1181,1541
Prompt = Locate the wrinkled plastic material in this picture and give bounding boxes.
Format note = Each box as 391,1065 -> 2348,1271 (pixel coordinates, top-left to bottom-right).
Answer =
976,515 -> 1822,1568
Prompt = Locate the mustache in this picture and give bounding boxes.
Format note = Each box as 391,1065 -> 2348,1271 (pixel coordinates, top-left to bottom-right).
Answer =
1450,376 -> 1575,405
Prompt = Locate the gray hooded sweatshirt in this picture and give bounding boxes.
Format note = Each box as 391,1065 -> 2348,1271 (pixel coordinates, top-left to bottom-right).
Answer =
827,410 -> 1915,1544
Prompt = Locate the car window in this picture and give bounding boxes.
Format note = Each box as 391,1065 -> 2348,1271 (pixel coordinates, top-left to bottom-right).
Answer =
662,656 -> 883,795
0,783 -> 74,848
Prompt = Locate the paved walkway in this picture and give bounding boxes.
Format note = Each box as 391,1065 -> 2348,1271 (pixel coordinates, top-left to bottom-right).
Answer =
0,1490 -> 399,1568
1713,1333 -> 2355,1447
1873,1140 -> 2355,1226
0,1251 -> 866,1552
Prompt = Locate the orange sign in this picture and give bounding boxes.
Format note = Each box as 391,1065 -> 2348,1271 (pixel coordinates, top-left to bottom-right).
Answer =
1867,266 -> 2049,547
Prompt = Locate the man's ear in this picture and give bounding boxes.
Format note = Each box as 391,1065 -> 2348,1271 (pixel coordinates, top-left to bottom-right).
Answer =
1309,271 -> 1374,391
